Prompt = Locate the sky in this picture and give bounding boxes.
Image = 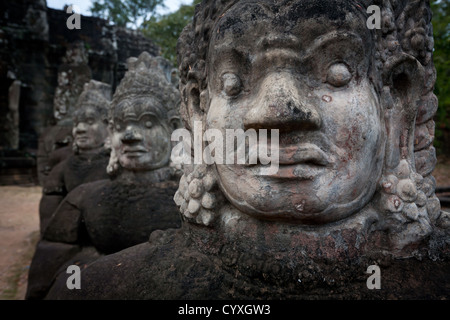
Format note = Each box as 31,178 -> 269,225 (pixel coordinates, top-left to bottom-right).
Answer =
46,0 -> 191,16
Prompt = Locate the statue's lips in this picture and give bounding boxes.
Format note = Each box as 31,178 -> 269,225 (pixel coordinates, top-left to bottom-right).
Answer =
122,148 -> 148,157
241,143 -> 330,179
278,143 -> 330,166
244,143 -> 330,166
75,135 -> 89,142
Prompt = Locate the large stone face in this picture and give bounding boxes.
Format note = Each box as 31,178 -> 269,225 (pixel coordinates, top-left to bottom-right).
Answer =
204,1 -> 383,224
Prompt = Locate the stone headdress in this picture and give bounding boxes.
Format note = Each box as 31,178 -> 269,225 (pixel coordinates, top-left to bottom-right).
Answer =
75,79 -> 111,121
72,79 -> 112,154
175,0 -> 447,253
111,52 -> 180,127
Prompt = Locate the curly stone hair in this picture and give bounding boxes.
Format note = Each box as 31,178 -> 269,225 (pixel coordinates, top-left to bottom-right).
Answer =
175,0 -> 444,248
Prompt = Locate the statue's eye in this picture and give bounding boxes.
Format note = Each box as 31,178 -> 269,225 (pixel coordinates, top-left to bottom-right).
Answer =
221,73 -> 242,97
86,118 -> 95,125
326,63 -> 352,87
139,115 -> 154,128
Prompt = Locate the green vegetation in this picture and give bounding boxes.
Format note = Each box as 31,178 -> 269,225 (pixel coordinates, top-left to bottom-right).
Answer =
142,0 -> 201,65
90,0 -> 165,28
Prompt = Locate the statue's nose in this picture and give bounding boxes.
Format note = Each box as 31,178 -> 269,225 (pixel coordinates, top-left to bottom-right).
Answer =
74,122 -> 87,134
121,126 -> 143,143
243,72 -> 321,132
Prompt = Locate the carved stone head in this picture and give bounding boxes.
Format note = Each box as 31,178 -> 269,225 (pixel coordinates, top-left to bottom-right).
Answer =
72,80 -> 111,154
175,0 -> 446,253
107,52 -> 181,175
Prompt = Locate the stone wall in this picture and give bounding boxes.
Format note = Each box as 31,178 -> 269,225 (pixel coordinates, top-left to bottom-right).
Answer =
0,0 -> 160,153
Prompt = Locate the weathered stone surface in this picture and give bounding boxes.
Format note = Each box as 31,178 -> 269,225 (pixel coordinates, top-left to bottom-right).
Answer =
27,52 -> 183,300
44,179 -> 181,254
39,80 -> 111,233
3,79 -> 21,150
52,42 -> 92,122
0,0 -> 160,163
43,0 -> 449,299
37,43 -> 93,184
26,241 -> 99,300
39,150 -> 110,232
36,126 -> 73,182
45,225 -> 450,300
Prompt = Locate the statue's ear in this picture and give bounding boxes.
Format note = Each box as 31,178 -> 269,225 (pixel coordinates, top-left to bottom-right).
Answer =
169,116 -> 183,132
382,53 -> 426,173
180,79 -> 209,158
377,54 -> 438,252
181,81 -> 208,131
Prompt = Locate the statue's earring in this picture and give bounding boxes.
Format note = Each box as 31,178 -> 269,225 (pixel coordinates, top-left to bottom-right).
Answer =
174,77 -> 223,226
106,146 -> 120,175
377,53 -> 435,251
174,163 -> 224,227
103,136 -> 112,151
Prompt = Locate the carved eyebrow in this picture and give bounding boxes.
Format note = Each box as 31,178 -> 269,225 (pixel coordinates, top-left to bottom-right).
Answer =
257,31 -> 364,61
210,46 -> 248,71
251,48 -> 305,71
121,112 -> 159,122
302,31 -> 365,60
137,112 -> 157,121
256,33 -> 300,51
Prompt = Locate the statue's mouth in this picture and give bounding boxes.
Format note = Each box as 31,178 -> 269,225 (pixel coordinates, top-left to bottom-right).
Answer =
238,138 -> 332,179
122,147 -> 148,157
277,143 -> 330,166
243,143 -> 330,166
75,135 -> 89,142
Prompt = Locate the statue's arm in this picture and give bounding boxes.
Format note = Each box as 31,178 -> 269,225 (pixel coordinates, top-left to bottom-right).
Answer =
42,184 -> 86,244
25,240 -> 81,300
39,160 -> 68,232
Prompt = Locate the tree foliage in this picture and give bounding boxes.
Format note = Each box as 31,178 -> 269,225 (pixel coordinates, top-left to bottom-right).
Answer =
142,0 -> 201,65
90,0 -> 165,28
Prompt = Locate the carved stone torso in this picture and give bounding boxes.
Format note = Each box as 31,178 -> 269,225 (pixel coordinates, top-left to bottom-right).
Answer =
85,178 -> 180,254
44,150 -> 110,194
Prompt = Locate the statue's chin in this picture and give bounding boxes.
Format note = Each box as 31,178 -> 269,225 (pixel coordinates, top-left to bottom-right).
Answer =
219,181 -> 377,226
